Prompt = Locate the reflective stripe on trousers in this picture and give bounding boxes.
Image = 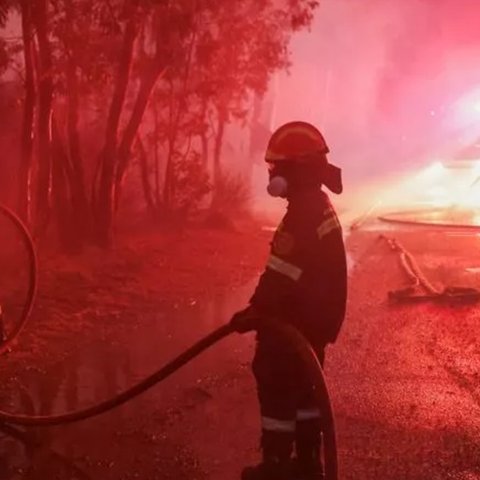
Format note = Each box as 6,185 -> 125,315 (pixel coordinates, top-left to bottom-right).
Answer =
296,408 -> 321,420
262,410 -> 321,433
262,416 -> 296,433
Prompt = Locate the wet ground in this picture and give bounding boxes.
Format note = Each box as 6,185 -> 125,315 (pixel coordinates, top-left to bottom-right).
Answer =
2,222 -> 480,479
0,278 -> 258,480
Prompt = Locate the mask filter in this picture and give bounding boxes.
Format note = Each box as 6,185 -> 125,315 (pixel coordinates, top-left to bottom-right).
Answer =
267,176 -> 288,197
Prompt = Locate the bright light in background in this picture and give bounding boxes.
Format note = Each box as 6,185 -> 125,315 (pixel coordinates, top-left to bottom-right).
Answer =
351,159 -> 480,219
453,87 -> 480,125
417,161 -> 446,179
338,159 -> 480,230
263,0 -> 480,228
400,160 -> 480,209
425,186 -> 449,202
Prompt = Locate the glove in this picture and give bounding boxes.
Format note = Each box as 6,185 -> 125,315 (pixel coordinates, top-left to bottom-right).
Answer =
230,305 -> 260,333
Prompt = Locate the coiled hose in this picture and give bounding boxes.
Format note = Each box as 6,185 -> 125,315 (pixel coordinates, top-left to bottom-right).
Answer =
0,204 -> 338,480
0,204 -> 37,356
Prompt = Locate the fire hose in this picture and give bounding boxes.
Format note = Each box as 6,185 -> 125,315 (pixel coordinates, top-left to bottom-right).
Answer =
380,234 -> 480,304
0,204 -> 37,356
0,204 -> 338,480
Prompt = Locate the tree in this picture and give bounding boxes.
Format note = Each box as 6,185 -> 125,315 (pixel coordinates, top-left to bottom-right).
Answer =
137,0 -> 320,218
186,0 -> 320,205
17,0 -> 35,224
1,0 -> 319,249
32,0 -> 54,237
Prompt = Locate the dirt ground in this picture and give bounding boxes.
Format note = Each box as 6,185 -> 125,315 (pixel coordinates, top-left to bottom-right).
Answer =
2,219 -> 480,479
0,222 -> 270,368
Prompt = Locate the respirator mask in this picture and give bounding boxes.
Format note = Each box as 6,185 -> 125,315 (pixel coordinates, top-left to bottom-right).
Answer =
267,163 -> 288,198
266,159 -> 343,198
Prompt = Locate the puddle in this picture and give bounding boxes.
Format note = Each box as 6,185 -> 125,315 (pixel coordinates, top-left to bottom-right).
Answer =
0,280 -> 257,479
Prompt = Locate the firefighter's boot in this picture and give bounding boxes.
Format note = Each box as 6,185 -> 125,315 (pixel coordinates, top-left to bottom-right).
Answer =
292,419 -> 324,480
241,430 -> 293,480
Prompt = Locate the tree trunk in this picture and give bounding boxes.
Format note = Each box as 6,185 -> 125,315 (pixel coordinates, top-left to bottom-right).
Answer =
114,64 -> 166,211
200,132 -> 209,169
94,0 -> 139,248
162,81 -> 177,214
137,136 -> 156,218
153,106 -> 161,209
211,108 -> 227,209
32,0 -> 54,237
18,0 -> 35,224
161,24 -> 197,219
200,98 -> 209,168
51,119 -> 78,253
64,0 -> 90,247
246,92 -> 263,183
162,134 -> 175,214
213,110 -> 226,185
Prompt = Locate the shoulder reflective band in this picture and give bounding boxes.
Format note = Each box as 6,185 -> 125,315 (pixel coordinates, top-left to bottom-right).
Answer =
297,408 -> 321,420
267,254 -> 302,281
317,215 -> 341,241
262,416 -> 296,433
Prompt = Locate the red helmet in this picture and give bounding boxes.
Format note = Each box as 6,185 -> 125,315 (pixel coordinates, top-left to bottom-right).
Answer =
265,121 -> 329,163
265,121 -> 342,194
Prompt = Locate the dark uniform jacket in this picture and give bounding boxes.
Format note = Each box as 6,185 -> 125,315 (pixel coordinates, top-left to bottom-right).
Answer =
250,189 -> 347,346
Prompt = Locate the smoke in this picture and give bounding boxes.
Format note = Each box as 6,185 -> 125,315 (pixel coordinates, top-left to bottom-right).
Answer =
254,0 -> 480,218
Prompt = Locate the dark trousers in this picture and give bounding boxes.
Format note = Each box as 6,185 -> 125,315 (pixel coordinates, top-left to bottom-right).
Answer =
252,327 -> 325,458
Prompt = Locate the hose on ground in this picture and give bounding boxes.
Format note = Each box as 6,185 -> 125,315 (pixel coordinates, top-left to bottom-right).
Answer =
378,209 -> 480,230
380,234 -> 480,303
0,204 -> 37,356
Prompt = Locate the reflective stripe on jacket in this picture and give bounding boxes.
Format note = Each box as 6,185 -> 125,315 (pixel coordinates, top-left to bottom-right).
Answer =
250,189 -> 347,344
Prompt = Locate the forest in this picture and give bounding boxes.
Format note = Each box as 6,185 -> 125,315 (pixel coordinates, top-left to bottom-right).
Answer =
0,0 -> 318,250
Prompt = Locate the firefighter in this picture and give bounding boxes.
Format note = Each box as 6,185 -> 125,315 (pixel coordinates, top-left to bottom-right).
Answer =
231,121 -> 347,480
